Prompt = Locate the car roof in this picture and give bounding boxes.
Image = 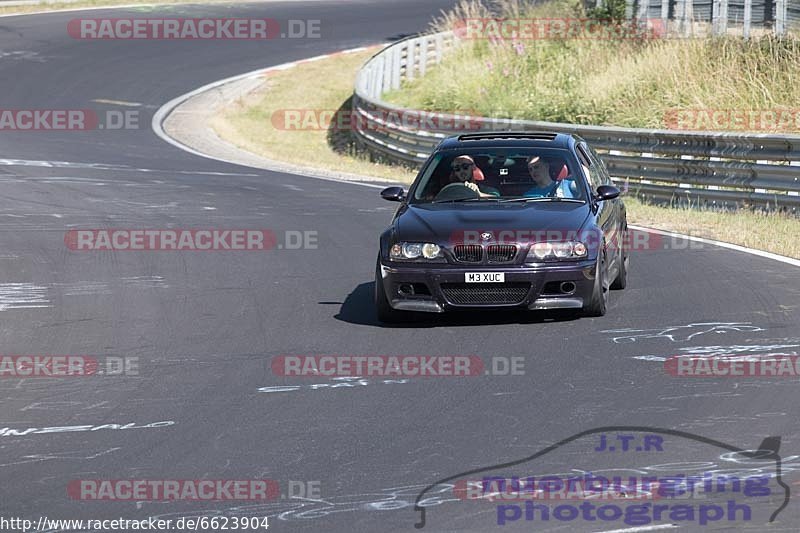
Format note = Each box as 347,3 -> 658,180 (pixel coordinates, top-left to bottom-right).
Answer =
436,131 -> 579,151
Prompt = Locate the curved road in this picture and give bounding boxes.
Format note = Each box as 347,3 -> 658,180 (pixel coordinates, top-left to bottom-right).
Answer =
1,2 -> 799,532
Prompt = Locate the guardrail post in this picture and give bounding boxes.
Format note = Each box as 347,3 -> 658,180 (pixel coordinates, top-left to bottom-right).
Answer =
676,0 -> 691,36
743,0 -> 753,39
406,40 -> 416,81
370,64 -> 379,99
712,0 -> 729,35
391,45 -> 402,90
636,0 -> 650,34
382,52 -> 391,94
776,0 -> 787,36
418,36 -> 428,77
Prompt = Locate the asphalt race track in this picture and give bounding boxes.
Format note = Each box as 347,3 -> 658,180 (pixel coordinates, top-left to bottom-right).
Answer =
1,1 -> 800,532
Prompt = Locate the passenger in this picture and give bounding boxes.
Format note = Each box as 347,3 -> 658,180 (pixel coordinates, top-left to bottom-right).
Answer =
523,156 -> 574,198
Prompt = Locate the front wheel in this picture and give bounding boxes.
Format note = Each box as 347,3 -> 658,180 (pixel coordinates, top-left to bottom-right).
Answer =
583,251 -> 608,317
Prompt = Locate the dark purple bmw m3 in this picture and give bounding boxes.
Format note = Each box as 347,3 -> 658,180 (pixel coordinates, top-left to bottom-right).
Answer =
375,132 -> 629,323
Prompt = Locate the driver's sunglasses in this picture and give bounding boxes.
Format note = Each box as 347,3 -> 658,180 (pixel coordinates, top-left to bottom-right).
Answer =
451,163 -> 473,171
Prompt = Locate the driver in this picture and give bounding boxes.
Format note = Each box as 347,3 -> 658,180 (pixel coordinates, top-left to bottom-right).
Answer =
448,155 -> 499,197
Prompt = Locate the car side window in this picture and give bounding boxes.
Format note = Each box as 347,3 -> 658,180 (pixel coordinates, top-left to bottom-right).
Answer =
577,144 -> 602,192
586,145 -> 613,185
412,153 -> 445,200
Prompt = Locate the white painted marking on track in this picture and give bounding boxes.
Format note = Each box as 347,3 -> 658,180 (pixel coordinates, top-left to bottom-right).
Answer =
0,421 -> 175,438
91,99 -> 142,107
0,50 -> 45,62
121,276 -> 168,289
602,322 -> 763,343
632,355 -> 667,362
0,283 -> 50,311
593,525 -> 678,533
0,158 -> 258,176
53,281 -> 111,296
0,447 -> 122,468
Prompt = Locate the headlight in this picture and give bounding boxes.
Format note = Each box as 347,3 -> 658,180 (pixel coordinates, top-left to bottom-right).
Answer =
422,243 -> 441,259
390,242 -> 442,260
526,241 -> 588,261
402,243 -> 422,259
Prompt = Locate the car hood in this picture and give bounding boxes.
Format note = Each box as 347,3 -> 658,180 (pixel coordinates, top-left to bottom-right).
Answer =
394,202 -> 591,243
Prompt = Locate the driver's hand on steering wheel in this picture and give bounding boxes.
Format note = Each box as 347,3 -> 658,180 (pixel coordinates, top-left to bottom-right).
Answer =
463,181 -> 480,193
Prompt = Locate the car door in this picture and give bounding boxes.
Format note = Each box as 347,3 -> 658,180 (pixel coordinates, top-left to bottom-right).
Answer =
577,143 -> 620,278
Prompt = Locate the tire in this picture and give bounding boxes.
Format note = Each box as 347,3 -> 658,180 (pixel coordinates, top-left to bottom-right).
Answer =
375,260 -> 411,324
583,250 -> 608,317
610,226 -> 628,290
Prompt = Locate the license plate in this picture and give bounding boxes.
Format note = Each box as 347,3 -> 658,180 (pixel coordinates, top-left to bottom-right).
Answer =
465,272 -> 505,283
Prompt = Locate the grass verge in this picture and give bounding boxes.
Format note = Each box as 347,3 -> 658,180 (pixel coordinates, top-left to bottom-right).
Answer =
212,43 -> 800,260
626,198 -> 798,258
212,48 -> 417,182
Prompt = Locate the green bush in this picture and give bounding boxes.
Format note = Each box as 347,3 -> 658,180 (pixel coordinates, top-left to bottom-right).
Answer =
585,0 -> 628,22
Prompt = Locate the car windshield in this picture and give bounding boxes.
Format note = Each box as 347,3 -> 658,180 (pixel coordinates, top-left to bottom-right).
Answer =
410,148 -> 587,204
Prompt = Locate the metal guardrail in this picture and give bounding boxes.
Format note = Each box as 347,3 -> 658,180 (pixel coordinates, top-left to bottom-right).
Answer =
633,0 -> 800,33
352,31 -> 800,210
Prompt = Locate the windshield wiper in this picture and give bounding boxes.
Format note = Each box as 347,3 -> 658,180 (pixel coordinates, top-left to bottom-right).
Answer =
499,197 -> 584,203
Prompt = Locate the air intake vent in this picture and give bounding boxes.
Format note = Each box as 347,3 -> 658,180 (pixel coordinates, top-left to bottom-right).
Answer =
453,244 -> 483,262
457,132 -> 558,142
487,244 -> 517,263
441,283 -> 530,305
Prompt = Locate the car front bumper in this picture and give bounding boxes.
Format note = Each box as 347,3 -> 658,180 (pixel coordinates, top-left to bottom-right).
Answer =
378,260 -> 597,313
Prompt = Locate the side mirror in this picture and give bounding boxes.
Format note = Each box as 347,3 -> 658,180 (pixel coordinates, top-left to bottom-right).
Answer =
595,185 -> 620,201
381,186 -> 405,202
